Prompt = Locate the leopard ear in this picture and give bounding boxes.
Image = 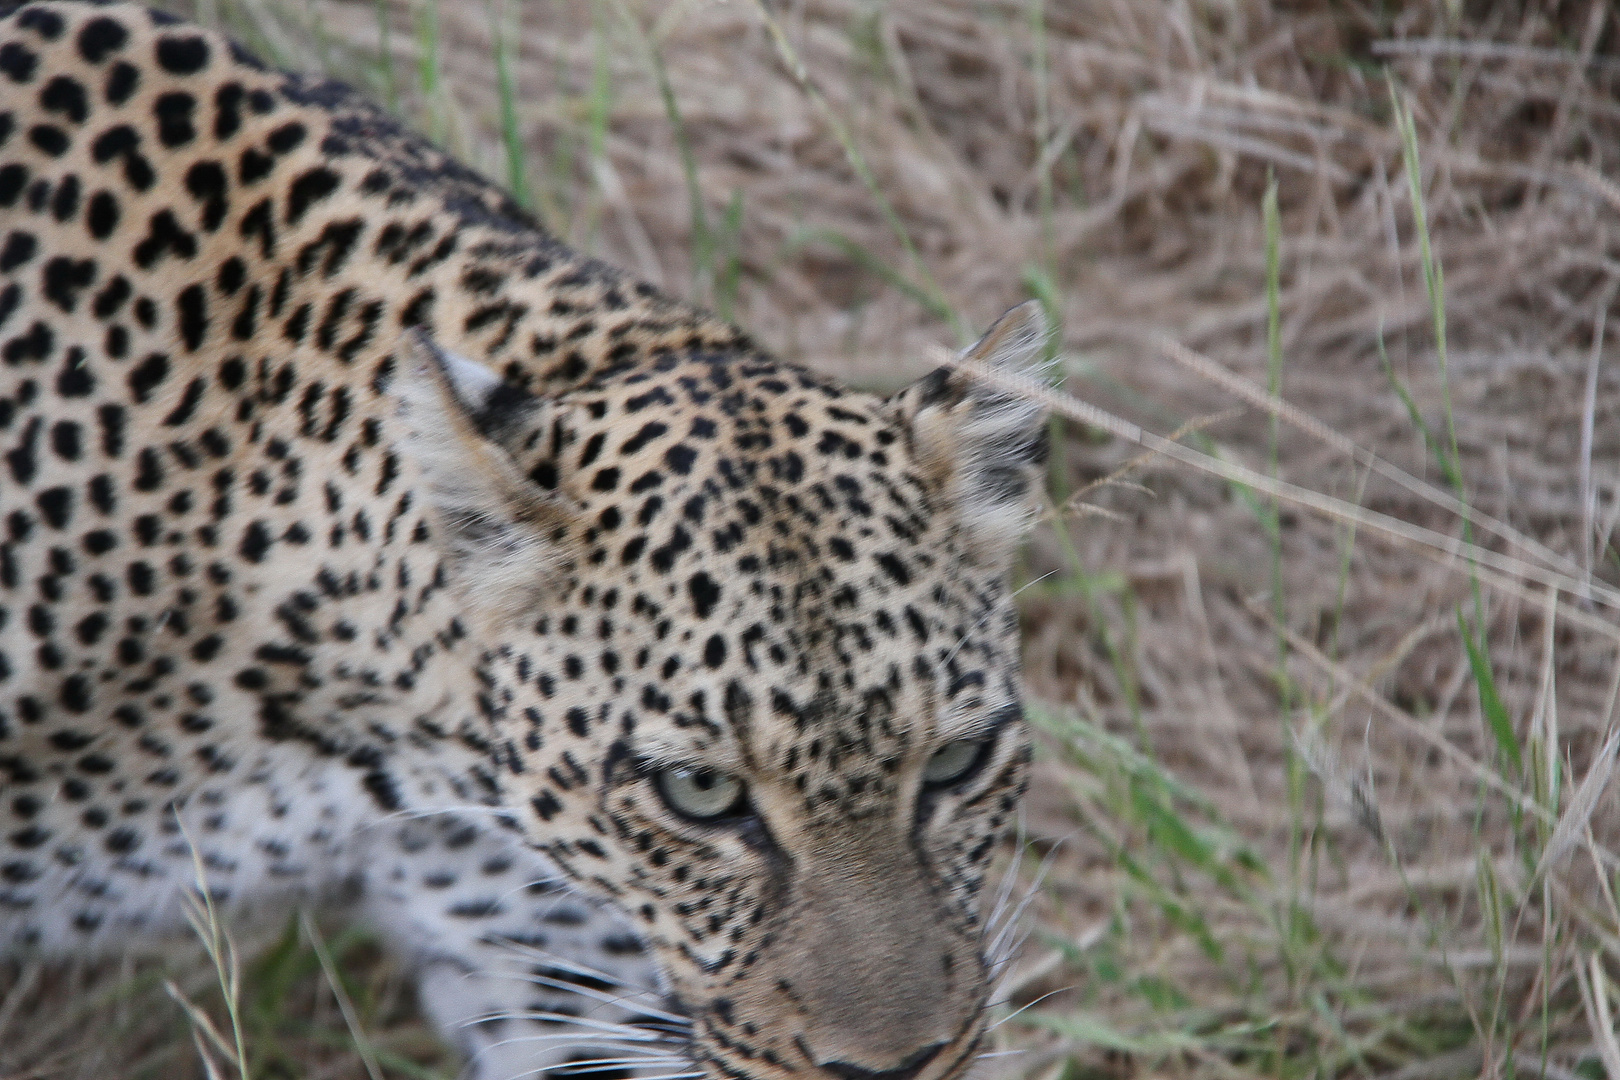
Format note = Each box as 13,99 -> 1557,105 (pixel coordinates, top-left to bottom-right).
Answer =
891,302 -> 1051,565
395,332 -> 568,625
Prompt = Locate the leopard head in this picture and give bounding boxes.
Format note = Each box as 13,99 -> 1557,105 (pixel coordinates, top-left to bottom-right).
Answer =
396,303 -> 1052,1080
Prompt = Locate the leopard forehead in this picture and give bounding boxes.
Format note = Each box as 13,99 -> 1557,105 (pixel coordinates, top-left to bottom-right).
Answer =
485,355 -> 1026,768
0,3 -> 1047,1078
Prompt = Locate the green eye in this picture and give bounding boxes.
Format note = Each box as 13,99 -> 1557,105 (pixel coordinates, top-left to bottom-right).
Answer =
922,739 -> 987,787
656,767 -> 747,821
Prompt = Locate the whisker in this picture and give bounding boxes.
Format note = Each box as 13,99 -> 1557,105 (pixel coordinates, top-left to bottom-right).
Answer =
485,1051 -> 701,1080
485,875 -> 578,909
981,817 -> 1029,945
987,984 -> 1078,1030
477,1040 -> 672,1080
545,1059 -> 691,1074
463,1012 -> 678,1041
990,919 -> 1038,981
496,941 -> 647,988
480,967 -> 689,1028
984,835 -> 1062,939
567,1061 -> 691,1070
368,804 -> 517,825
984,838 -> 1066,968
943,571 -> 1060,669
491,941 -> 689,1027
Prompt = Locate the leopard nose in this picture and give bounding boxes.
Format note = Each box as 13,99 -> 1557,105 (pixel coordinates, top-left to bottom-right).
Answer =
815,1041 -> 946,1080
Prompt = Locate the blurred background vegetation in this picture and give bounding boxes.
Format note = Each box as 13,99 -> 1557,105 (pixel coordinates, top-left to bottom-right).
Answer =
2,1 -> 1618,1078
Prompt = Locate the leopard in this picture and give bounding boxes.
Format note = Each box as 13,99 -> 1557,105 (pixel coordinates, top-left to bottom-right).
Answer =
0,3 -> 1053,1077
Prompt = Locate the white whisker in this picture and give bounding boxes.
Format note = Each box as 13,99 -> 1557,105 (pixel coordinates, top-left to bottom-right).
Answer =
368,804 -> 516,825
942,571 -> 1059,669
464,1012 -> 676,1041
496,942 -> 643,987
477,1039 -> 679,1080
546,1059 -> 690,1074
981,818 -> 1029,945
569,1060 -> 690,1069
990,920 -> 1037,980
984,838 -> 1066,970
987,984 -> 1077,1030
484,1049 -> 701,1080
479,966 -> 688,1027
489,940 -> 689,1026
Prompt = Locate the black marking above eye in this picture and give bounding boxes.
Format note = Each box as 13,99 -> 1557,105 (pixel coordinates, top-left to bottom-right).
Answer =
155,35 -> 210,76
184,161 -> 229,231
104,61 -> 138,106
285,166 -> 340,225
16,7 -> 65,41
28,123 -> 69,156
688,572 -> 721,619
0,41 -> 39,84
86,190 -> 118,238
154,91 -> 197,147
986,700 -> 1024,729
78,17 -> 130,64
39,75 -> 89,123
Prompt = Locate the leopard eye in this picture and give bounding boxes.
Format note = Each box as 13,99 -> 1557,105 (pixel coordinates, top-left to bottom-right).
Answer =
656,767 -> 747,821
922,739 -> 987,787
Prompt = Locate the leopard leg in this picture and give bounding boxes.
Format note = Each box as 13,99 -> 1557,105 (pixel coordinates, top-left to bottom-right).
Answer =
362,814 -> 684,1080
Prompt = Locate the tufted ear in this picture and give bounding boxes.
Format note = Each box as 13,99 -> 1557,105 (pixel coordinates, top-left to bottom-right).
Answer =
891,302 -> 1052,565
395,332 -> 567,625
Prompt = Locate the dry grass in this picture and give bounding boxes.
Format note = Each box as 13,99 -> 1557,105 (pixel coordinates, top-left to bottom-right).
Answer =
2,1 -> 1619,1078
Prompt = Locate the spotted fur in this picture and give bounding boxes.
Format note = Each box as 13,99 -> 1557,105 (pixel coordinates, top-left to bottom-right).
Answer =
0,4 -> 1050,1077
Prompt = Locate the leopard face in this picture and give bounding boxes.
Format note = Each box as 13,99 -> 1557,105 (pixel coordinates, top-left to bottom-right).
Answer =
0,4 -> 1050,1078
401,314 -> 1049,1079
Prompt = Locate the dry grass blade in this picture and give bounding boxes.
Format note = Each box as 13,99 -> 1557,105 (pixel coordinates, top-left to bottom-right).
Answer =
1057,407 -> 1243,520
1534,729 -> 1620,883
162,981 -> 237,1080
1156,337 -> 1582,581
1576,955 -> 1620,1080
299,911 -> 385,1080
1244,591 -> 1561,831
940,347 -> 1620,615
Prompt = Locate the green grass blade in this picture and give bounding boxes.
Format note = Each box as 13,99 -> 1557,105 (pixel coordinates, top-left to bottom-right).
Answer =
373,0 -> 396,111
1391,82 -> 1459,482
715,189 -> 744,321
1458,606 -> 1521,773
491,0 -> 530,210
1376,326 -> 1443,476
413,0 -> 444,145
611,1 -> 710,302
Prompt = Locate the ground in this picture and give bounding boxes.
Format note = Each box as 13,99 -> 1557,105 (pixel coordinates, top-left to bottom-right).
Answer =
1,1 -> 1618,1078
